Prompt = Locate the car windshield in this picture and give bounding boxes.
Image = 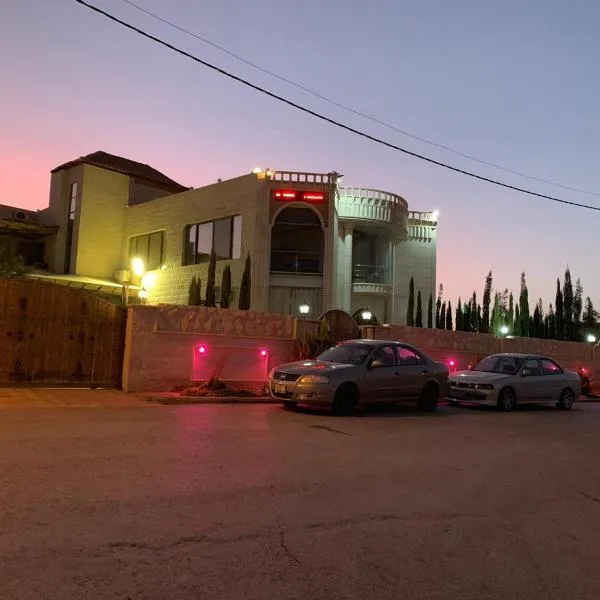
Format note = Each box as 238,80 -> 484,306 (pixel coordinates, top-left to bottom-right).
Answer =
316,343 -> 371,366
473,355 -> 523,375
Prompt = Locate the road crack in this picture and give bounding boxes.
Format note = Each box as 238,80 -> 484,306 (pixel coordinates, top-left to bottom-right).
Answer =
310,424 -> 352,436
279,531 -> 301,566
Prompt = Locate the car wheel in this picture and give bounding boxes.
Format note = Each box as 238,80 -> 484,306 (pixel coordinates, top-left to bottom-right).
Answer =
282,401 -> 297,411
417,383 -> 439,412
447,400 -> 460,408
557,388 -> 575,410
332,383 -> 359,416
497,387 -> 516,412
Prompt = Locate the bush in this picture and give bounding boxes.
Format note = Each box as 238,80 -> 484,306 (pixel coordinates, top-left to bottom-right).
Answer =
291,319 -> 335,361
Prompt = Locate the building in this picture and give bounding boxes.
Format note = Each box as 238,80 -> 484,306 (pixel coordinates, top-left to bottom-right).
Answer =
26,151 -> 437,324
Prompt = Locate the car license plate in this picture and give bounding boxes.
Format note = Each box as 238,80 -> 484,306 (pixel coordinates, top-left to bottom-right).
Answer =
274,383 -> 286,394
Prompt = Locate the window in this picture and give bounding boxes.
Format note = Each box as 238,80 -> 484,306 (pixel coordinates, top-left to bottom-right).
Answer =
69,183 -> 78,221
370,345 -> 396,368
129,231 -> 164,271
397,346 -> 425,366
183,215 -> 242,265
523,359 -> 542,376
541,359 -> 563,375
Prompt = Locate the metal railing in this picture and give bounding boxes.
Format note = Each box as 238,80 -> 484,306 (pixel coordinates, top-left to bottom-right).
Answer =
352,264 -> 388,285
270,251 -> 322,275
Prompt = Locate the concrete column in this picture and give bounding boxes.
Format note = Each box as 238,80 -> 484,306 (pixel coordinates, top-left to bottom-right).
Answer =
343,224 -> 354,313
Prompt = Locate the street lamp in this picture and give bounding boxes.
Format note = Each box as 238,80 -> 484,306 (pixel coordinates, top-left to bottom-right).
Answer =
586,333 -> 596,344
299,302 -> 310,315
499,325 -> 509,336
361,310 -> 373,322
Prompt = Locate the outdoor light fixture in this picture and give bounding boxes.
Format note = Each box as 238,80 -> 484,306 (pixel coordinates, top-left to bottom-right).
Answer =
141,272 -> 157,290
259,348 -> 268,358
299,303 -> 310,315
131,257 -> 145,277
500,325 -> 509,336
586,334 -> 597,344
448,359 -> 456,368
432,210 -> 440,221
252,166 -> 263,174
197,345 -> 207,355
138,288 -> 148,300
361,310 -> 373,321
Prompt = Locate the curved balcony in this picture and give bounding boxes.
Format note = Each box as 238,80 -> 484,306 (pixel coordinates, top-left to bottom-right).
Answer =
336,187 -> 408,237
352,264 -> 392,295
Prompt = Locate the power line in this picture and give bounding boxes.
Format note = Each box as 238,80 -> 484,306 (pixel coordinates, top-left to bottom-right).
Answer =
75,0 -> 600,212
119,0 -> 600,200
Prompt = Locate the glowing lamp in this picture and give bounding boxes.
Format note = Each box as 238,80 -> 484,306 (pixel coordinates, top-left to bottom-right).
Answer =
499,325 -> 509,336
302,192 -> 324,202
252,166 -> 263,174
141,272 -> 157,290
432,210 -> 440,221
197,345 -> 207,355
449,359 -> 456,368
138,289 -> 148,300
361,310 -> 373,321
131,257 -> 145,277
586,334 -> 596,344
299,303 -> 310,315
259,348 -> 268,358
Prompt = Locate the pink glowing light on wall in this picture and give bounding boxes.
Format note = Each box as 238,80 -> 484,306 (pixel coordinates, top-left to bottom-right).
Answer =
448,359 -> 456,368
197,345 -> 207,355
259,348 -> 268,358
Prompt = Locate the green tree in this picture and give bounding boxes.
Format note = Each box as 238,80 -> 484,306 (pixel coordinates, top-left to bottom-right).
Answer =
220,265 -> 232,308
187,275 -> 201,306
547,303 -> 556,339
415,290 -> 423,327
470,292 -> 478,332
427,293 -> 433,328
514,305 -> 521,336
435,284 -> 443,328
463,301 -> 471,332
204,248 -> 217,307
477,304 -> 482,332
440,301 -> 447,330
563,268 -> 574,340
573,278 -> 583,339
583,296 -> 596,329
0,254 -> 28,279
238,253 -> 252,310
519,272 -> 530,337
508,291 -> 514,332
490,292 -> 500,335
456,298 -> 463,331
407,276 -> 415,326
555,279 -> 564,340
446,301 -> 453,331
481,271 -> 492,333
533,302 -> 542,338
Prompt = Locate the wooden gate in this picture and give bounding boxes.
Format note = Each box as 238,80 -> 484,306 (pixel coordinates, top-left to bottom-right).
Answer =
319,309 -> 360,343
0,278 -> 126,387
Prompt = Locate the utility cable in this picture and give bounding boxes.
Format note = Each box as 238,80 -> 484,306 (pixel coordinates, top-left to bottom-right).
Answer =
75,0 -> 600,212
118,0 -> 600,199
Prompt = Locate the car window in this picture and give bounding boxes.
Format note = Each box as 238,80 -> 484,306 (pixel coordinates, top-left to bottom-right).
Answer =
523,359 -> 542,376
397,346 -> 424,366
541,359 -> 563,375
370,345 -> 397,367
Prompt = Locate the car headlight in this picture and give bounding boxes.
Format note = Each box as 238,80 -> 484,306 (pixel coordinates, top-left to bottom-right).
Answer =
299,375 -> 330,384
473,383 -> 494,390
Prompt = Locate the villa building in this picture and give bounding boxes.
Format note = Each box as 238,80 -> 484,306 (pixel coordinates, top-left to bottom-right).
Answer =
14,151 -> 438,324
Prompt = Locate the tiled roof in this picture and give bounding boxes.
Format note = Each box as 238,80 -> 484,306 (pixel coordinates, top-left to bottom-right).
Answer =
51,151 -> 188,192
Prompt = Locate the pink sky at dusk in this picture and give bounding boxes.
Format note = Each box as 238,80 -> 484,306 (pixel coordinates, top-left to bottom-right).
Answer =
2,0 -> 600,313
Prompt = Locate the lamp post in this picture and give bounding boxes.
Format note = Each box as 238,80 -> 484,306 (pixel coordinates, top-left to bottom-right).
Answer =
586,333 -> 596,344
299,302 -> 310,316
361,310 -> 373,322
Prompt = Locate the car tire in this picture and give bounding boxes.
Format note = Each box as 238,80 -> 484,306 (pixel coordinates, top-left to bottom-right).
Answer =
417,383 -> 439,413
332,384 -> 359,416
557,388 -> 575,410
497,387 -> 516,412
282,401 -> 297,411
447,400 -> 460,408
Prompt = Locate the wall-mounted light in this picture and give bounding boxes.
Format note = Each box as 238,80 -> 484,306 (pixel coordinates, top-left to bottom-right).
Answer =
141,272 -> 157,290
138,288 -> 148,300
299,303 -> 310,315
131,257 -> 145,277
259,348 -> 268,358
499,325 -> 509,336
252,166 -> 263,174
197,344 -> 207,355
361,310 -> 373,321
586,334 -> 596,344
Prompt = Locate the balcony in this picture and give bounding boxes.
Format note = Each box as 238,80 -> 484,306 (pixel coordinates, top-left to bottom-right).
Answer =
337,187 -> 408,236
352,264 -> 392,295
270,250 -> 322,275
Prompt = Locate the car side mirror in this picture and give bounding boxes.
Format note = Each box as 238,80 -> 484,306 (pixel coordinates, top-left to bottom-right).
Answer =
369,359 -> 383,369
521,369 -> 530,377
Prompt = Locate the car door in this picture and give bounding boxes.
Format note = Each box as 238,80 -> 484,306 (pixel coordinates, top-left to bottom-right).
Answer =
361,344 -> 399,403
395,345 -> 428,399
540,358 -> 565,401
518,358 -> 545,402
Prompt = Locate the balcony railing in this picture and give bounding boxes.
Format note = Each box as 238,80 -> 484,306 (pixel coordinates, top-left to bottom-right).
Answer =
352,264 -> 388,285
270,251 -> 322,275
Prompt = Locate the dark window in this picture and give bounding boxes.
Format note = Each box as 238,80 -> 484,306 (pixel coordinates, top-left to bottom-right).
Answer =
69,183 -> 78,220
541,359 -> 563,375
370,345 -> 397,368
397,346 -> 426,366
183,216 -> 242,265
523,359 -> 542,376
129,231 -> 164,271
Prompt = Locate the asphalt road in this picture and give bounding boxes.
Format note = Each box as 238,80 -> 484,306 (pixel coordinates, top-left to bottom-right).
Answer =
1,402 -> 600,599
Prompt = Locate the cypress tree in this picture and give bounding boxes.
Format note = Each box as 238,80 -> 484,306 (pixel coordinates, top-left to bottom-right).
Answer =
519,272 -> 530,337
204,248 -> 217,307
481,271 -> 492,333
555,279 -> 564,340
514,305 -> 521,336
446,301 -> 453,331
415,290 -> 423,327
470,292 -> 478,332
407,276 -> 415,326
456,298 -> 463,332
238,253 -> 252,310
435,284 -> 443,328
441,301 -> 447,330
427,293 -> 433,328
220,265 -> 232,308
563,268 -> 574,340
187,275 -> 199,306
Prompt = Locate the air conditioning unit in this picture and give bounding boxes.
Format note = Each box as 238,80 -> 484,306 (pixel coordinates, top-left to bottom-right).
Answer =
114,269 -> 131,284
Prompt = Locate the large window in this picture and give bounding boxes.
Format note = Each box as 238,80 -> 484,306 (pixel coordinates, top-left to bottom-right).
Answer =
129,231 -> 164,271
64,182 -> 78,273
183,215 -> 242,265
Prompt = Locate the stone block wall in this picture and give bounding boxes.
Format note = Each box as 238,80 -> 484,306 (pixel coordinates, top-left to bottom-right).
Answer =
363,325 -> 599,374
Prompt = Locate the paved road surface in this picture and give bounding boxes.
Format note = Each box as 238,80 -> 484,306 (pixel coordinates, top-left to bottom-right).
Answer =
1,402 -> 600,599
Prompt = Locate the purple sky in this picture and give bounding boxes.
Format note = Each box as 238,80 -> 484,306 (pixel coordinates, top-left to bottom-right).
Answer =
2,0 -> 599,311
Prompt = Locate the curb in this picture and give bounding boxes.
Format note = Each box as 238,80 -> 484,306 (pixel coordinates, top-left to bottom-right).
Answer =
144,395 -> 278,405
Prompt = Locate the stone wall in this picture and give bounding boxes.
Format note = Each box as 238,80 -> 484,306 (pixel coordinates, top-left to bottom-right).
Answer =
122,305 -> 300,392
363,325 -> 599,374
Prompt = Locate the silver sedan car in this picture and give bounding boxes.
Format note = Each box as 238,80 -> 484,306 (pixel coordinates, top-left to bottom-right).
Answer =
268,339 -> 449,415
447,353 -> 581,411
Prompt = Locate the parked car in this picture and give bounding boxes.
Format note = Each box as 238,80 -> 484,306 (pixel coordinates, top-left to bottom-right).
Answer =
447,353 -> 581,411
268,339 -> 449,415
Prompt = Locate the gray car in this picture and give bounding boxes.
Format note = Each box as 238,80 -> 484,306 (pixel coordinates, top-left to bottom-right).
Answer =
447,353 -> 581,411
268,339 -> 449,415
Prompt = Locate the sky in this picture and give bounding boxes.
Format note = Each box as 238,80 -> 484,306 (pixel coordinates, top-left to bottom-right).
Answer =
2,0 -> 599,311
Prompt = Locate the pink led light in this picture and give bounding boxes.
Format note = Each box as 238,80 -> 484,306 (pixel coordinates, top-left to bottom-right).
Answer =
198,345 -> 207,355
449,360 -> 456,368
259,348 -> 268,358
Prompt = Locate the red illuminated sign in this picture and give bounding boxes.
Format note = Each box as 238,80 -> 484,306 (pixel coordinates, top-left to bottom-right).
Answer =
272,190 -> 325,202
